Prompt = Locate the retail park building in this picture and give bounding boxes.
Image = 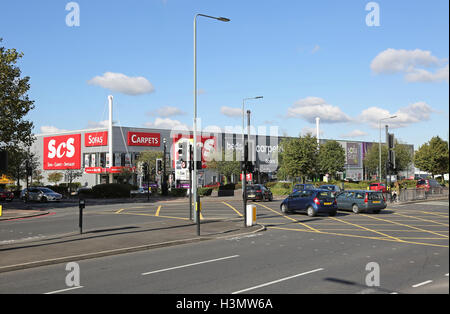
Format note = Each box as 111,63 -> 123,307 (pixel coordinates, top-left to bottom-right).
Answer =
31,126 -> 414,188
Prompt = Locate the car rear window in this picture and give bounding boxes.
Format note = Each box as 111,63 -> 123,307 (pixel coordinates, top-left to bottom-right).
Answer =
368,193 -> 383,200
417,179 -> 426,185
317,191 -> 333,199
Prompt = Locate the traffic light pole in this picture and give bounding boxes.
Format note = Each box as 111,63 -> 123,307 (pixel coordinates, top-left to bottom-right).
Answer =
189,144 -> 193,221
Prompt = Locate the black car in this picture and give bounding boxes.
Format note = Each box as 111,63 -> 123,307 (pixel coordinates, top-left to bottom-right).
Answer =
246,184 -> 273,202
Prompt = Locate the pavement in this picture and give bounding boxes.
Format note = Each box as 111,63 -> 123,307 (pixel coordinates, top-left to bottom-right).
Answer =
0,203 -> 264,273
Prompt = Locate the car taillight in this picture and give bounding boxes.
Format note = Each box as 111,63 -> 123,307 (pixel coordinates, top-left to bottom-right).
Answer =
256,190 -> 262,193
383,195 -> 386,202
333,198 -> 337,205
313,197 -> 320,205
364,193 -> 368,203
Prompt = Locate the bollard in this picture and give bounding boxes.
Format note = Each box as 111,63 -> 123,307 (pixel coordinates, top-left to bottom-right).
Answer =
79,199 -> 85,234
246,204 -> 256,227
196,194 -> 201,236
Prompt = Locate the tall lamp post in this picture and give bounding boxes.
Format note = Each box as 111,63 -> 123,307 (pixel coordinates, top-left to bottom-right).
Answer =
193,14 -> 230,227
241,96 -> 263,194
378,115 -> 396,180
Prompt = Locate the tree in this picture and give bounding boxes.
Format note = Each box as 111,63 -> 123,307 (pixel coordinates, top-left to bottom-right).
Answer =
47,172 -> 63,186
415,136 -> 449,178
318,140 -> 345,179
64,169 -> 83,193
364,141 -> 413,178
0,38 -> 35,149
278,134 -> 318,183
135,151 -> 164,181
206,150 -> 241,184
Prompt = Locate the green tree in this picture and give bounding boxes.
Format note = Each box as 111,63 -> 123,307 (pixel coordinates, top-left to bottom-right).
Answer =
318,140 -> 345,179
136,151 -> 164,181
206,150 -> 241,184
278,134 -> 318,183
47,172 -> 63,186
364,141 -> 413,178
415,136 -> 449,178
0,38 -> 35,148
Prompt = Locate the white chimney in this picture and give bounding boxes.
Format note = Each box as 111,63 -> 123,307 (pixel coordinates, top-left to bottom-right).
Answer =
316,117 -> 320,145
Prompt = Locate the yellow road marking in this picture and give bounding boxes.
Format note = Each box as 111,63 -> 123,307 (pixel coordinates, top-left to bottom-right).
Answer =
360,214 -> 449,239
222,201 -> 243,217
393,212 -> 449,227
267,226 -> 449,248
116,208 -> 125,214
155,205 -> 162,217
328,217 -> 404,242
256,203 -> 320,233
419,211 -> 449,218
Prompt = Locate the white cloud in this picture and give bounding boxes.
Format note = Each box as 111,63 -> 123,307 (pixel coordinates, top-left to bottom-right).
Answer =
359,102 -> 434,129
287,97 -> 352,124
371,48 -> 448,83
221,106 -> 243,118
40,126 -> 68,134
340,129 -> 368,138
87,72 -> 155,95
149,106 -> 186,118
144,118 -> 189,130
311,45 -> 320,54
87,120 -> 117,129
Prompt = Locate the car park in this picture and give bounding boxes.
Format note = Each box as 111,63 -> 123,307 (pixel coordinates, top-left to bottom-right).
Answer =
0,187 -> 14,202
246,184 -> 273,202
292,183 -> 315,193
280,189 -> 337,217
368,182 -> 387,193
20,187 -> 62,202
336,190 -> 386,214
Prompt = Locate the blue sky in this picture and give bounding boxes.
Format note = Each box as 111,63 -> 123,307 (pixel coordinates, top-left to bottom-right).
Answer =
1,0 -> 448,149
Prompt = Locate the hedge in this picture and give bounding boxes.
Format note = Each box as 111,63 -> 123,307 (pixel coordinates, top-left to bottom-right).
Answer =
91,183 -> 133,198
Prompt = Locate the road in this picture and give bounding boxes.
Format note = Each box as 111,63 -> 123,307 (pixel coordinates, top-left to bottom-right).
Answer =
0,198 -> 448,295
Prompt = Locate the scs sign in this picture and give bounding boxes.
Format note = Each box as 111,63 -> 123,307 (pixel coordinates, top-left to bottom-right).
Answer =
44,134 -> 81,170
85,131 -> 108,147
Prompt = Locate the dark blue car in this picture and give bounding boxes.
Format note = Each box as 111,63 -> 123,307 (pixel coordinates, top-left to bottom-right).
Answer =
280,189 -> 337,217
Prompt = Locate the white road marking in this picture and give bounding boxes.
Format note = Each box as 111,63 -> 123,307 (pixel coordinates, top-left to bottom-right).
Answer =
412,280 -> 433,288
44,286 -> 84,294
232,268 -> 324,294
141,255 -> 239,276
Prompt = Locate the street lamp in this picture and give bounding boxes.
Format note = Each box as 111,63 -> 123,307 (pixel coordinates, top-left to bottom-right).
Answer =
193,14 -> 230,227
378,115 -> 397,180
241,96 -> 263,194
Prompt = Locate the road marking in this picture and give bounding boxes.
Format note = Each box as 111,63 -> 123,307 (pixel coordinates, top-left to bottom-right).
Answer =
420,211 -> 449,218
256,203 -> 320,233
328,217 -> 404,242
155,205 -> 162,217
232,268 -> 324,294
412,280 -> 433,288
115,208 -> 125,214
360,214 -> 449,239
222,201 -> 243,217
142,255 -> 239,276
393,212 -> 449,227
44,286 -> 84,294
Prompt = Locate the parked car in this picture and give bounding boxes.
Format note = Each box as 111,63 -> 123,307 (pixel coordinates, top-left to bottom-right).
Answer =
292,183 -> 315,193
20,187 -> 62,202
0,187 -> 14,202
246,184 -> 273,202
319,184 -> 341,196
336,190 -> 386,214
368,182 -> 387,193
416,179 -> 441,192
280,189 -> 337,217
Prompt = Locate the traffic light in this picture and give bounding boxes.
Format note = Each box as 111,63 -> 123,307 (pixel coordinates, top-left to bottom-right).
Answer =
156,159 -> 163,174
388,133 -> 395,150
388,149 -> 396,172
0,150 -> 8,172
142,162 -> 149,181
241,140 -> 254,173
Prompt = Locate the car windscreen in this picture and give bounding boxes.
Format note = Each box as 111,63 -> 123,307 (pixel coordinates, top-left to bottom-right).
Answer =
38,188 -> 55,193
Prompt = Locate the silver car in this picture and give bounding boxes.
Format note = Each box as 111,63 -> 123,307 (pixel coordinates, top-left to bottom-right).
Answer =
21,187 -> 62,202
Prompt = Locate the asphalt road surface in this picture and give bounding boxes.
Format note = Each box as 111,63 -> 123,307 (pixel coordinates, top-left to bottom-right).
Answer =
0,198 -> 448,295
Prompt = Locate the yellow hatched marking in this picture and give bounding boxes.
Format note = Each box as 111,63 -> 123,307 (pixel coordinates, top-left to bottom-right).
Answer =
222,202 -> 243,217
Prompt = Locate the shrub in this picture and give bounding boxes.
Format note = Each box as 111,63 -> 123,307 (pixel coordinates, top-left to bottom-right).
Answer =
170,188 -> 187,197
92,183 -> 132,198
198,188 -> 213,196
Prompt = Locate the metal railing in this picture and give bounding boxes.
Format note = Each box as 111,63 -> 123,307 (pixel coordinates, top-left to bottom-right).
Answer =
386,187 -> 449,203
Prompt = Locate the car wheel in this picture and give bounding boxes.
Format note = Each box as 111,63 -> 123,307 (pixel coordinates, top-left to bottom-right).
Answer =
41,196 -> 48,203
352,204 -> 360,214
307,206 -> 316,217
281,204 -> 290,214
372,209 -> 381,214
